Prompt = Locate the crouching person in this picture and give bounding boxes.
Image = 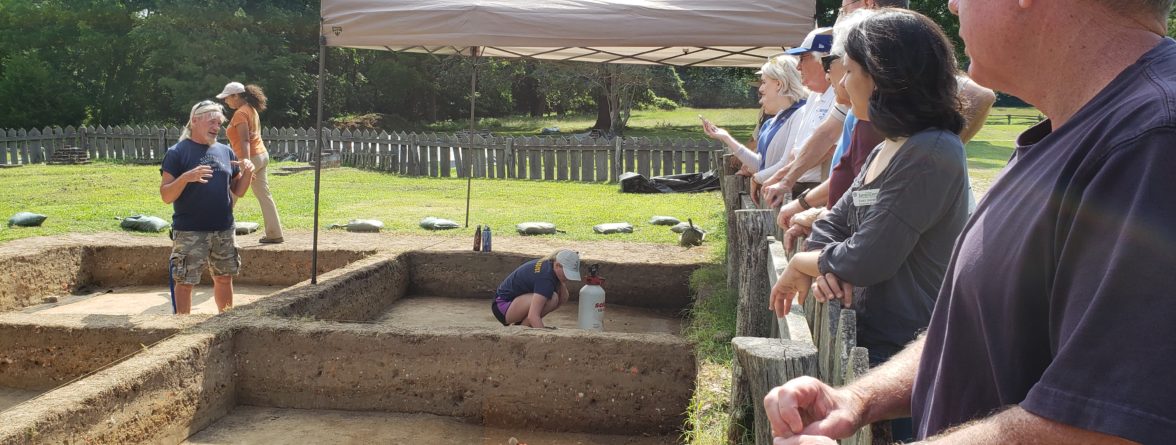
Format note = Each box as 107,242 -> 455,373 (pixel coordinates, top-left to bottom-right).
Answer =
491,250 -> 581,328
160,100 -> 254,314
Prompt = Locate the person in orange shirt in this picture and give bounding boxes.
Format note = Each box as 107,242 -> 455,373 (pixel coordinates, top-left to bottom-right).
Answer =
216,81 -> 284,244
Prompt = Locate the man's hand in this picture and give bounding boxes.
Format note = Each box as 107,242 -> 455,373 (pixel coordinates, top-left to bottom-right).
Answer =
750,180 -> 763,207
769,263 -> 813,318
764,376 -> 865,441
233,159 -> 255,178
180,165 -> 213,184
736,165 -> 754,177
812,273 -> 853,307
763,183 -> 791,209
773,436 -> 837,445
777,199 -> 804,231
783,223 -> 812,255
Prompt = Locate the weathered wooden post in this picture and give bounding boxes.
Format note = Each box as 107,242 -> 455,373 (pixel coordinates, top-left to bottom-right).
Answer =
733,337 -> 820,445
735,208 -> 776,339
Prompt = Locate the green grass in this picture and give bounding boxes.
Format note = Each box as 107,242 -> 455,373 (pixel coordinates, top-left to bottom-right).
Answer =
0,161 -> 725,244
427,107 -> 766,141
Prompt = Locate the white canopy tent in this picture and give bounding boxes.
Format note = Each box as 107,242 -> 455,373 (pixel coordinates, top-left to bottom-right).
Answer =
309,0 -> 817,281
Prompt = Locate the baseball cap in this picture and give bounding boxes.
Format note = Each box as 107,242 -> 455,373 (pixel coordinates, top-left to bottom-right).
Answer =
555,249 -> 581,281
215,82 -> 245,99
784,28 -> 834,55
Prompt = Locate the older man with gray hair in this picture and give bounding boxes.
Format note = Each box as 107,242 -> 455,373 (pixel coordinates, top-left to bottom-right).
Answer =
160,100 -> 254,314
763,0 -> 1176,443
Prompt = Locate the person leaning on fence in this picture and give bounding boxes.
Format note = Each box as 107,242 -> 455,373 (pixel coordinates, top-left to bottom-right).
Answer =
491,250 -> 581,328
160,100 -> 254,314
763,0 -> 1176,443
217,81 -> 284,244
702,54 -> 809,204
768,9 -> 972,442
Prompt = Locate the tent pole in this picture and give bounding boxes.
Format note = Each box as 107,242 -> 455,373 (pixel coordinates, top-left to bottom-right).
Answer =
312,33 -> 326,284
464,46 -> 479,228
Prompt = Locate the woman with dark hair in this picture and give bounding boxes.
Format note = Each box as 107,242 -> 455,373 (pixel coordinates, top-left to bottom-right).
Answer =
770,6 -> 969,375
768,10 -> 971,441
217,82 -> 284,243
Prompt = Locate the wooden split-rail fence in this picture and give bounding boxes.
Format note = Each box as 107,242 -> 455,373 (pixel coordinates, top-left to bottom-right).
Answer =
0,126 -> 724,183
721,156 -> 872,445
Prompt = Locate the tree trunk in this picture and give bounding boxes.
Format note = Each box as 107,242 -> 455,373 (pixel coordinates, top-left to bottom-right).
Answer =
592,90 -> 611,130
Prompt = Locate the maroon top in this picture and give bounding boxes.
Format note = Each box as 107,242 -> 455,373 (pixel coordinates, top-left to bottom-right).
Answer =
828,120 -> 884,207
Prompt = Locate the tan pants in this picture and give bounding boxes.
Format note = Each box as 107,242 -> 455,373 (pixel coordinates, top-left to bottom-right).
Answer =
250,153 -> 284,238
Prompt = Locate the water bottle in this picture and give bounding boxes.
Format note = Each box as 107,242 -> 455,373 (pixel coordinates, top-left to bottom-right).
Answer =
482,226 -> 492,252
473,225 -> 482,251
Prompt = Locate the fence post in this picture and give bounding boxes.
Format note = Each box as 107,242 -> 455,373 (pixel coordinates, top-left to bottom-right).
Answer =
735,208 -> 776,339
613,136 -> 623,182
732,338 -> 819,445
722,173 -> 746,291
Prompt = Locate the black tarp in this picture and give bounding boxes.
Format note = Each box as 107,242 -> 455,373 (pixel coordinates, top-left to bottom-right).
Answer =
618,171 -> 721,194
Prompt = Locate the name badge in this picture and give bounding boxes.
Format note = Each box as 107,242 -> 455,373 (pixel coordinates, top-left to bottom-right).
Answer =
853,189 -> 880,207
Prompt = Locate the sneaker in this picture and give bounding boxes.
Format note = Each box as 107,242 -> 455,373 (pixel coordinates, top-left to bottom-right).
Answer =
259,236 -> 284,244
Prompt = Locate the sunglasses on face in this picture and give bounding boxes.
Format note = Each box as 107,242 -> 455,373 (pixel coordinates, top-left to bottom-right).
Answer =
821,54 -> 841,73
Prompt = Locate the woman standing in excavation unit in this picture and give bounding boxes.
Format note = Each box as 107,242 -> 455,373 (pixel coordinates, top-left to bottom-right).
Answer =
216,81 -> 284,243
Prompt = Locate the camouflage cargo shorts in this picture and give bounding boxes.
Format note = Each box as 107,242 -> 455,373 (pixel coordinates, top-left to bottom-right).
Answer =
169,229 -> 240,285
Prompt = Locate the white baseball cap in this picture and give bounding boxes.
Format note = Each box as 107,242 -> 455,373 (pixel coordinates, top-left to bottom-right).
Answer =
555,249 -> 581,281
215,82 -> 245,99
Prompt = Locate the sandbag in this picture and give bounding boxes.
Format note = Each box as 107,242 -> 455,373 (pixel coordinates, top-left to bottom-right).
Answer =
8,212 -> 47,227
593,222 -> 633,234
649,216 -> 680,226
119,215 -> 169,233
330,219 -> 385,233
419,217 -> 460,231
671,221 -> 707,234
235,222 -> 260,235
516,222 -> 558,235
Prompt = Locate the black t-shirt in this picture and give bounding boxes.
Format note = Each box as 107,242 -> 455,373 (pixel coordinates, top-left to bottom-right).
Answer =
913,38 -> 1176,443
160,139 -> 239,231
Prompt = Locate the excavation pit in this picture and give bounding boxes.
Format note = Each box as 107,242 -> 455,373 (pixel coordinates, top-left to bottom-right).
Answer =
0,235 -> 707,444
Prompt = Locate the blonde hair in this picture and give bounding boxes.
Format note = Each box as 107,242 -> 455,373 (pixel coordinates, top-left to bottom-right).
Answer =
759,55 -> 810,104
179,100 -> 226,143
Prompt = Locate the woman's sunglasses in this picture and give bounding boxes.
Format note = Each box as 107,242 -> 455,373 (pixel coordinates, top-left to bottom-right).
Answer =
821,54 -> 841,73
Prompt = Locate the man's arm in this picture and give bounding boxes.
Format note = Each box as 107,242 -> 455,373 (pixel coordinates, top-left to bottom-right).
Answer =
230,159 -> 254,198
957,79 -> 996,144
764,336 -> 924,440
160,166 -> 211,204
764,110 -> 845,188
916,407 -> 1134,445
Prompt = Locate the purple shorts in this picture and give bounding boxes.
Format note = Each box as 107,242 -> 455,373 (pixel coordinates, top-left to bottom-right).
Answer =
492,297 -> 513,325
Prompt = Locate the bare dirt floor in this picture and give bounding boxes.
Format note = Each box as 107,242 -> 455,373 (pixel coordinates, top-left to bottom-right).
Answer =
0,387 -> 41,412
376,296 -> 683,334
19,283 -> 284,316
181,406 -> 676,445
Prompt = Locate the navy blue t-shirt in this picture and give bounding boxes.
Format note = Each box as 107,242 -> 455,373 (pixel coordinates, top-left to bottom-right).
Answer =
160,139 -> 239,231
913,38 -> 1176,443
495,259 -> 559,301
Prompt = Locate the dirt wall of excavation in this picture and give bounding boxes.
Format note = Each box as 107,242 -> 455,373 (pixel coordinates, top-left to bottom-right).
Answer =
0,328 -> 236,445
407,251 -> 696,310
0,314 -> 198,390
232,320 -> 696,435
258,255 -> 409,322
0,245 -> 371,314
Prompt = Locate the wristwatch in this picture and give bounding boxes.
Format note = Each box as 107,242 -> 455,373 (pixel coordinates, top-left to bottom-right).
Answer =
796,189 -> 812,210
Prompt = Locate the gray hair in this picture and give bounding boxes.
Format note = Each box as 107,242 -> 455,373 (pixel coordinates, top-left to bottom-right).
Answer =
179,100 -> 225,142
760,55 -> 811,104
833,9 -> 880,57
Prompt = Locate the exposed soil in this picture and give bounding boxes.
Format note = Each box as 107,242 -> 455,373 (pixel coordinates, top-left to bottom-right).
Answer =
376,295 -> 682,334
21,283 -> 285,316
182,406 -> 676,445
0,387 -> 40,412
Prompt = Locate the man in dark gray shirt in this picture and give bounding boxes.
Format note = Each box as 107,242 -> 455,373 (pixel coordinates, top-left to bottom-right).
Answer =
762,1 -> 1176,443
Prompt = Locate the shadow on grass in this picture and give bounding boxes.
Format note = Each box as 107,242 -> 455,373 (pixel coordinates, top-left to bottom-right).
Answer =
966,141 -> 1014,171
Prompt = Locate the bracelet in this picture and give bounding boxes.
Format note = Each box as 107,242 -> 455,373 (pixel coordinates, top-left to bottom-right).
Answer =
796,190 -> 812,210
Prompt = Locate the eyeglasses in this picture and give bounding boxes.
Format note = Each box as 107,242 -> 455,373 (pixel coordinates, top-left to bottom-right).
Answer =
821,54 -> 841,73
839,0 -> 863,15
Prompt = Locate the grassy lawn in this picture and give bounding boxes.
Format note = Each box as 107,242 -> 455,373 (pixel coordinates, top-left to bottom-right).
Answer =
0,161 -> 725,244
